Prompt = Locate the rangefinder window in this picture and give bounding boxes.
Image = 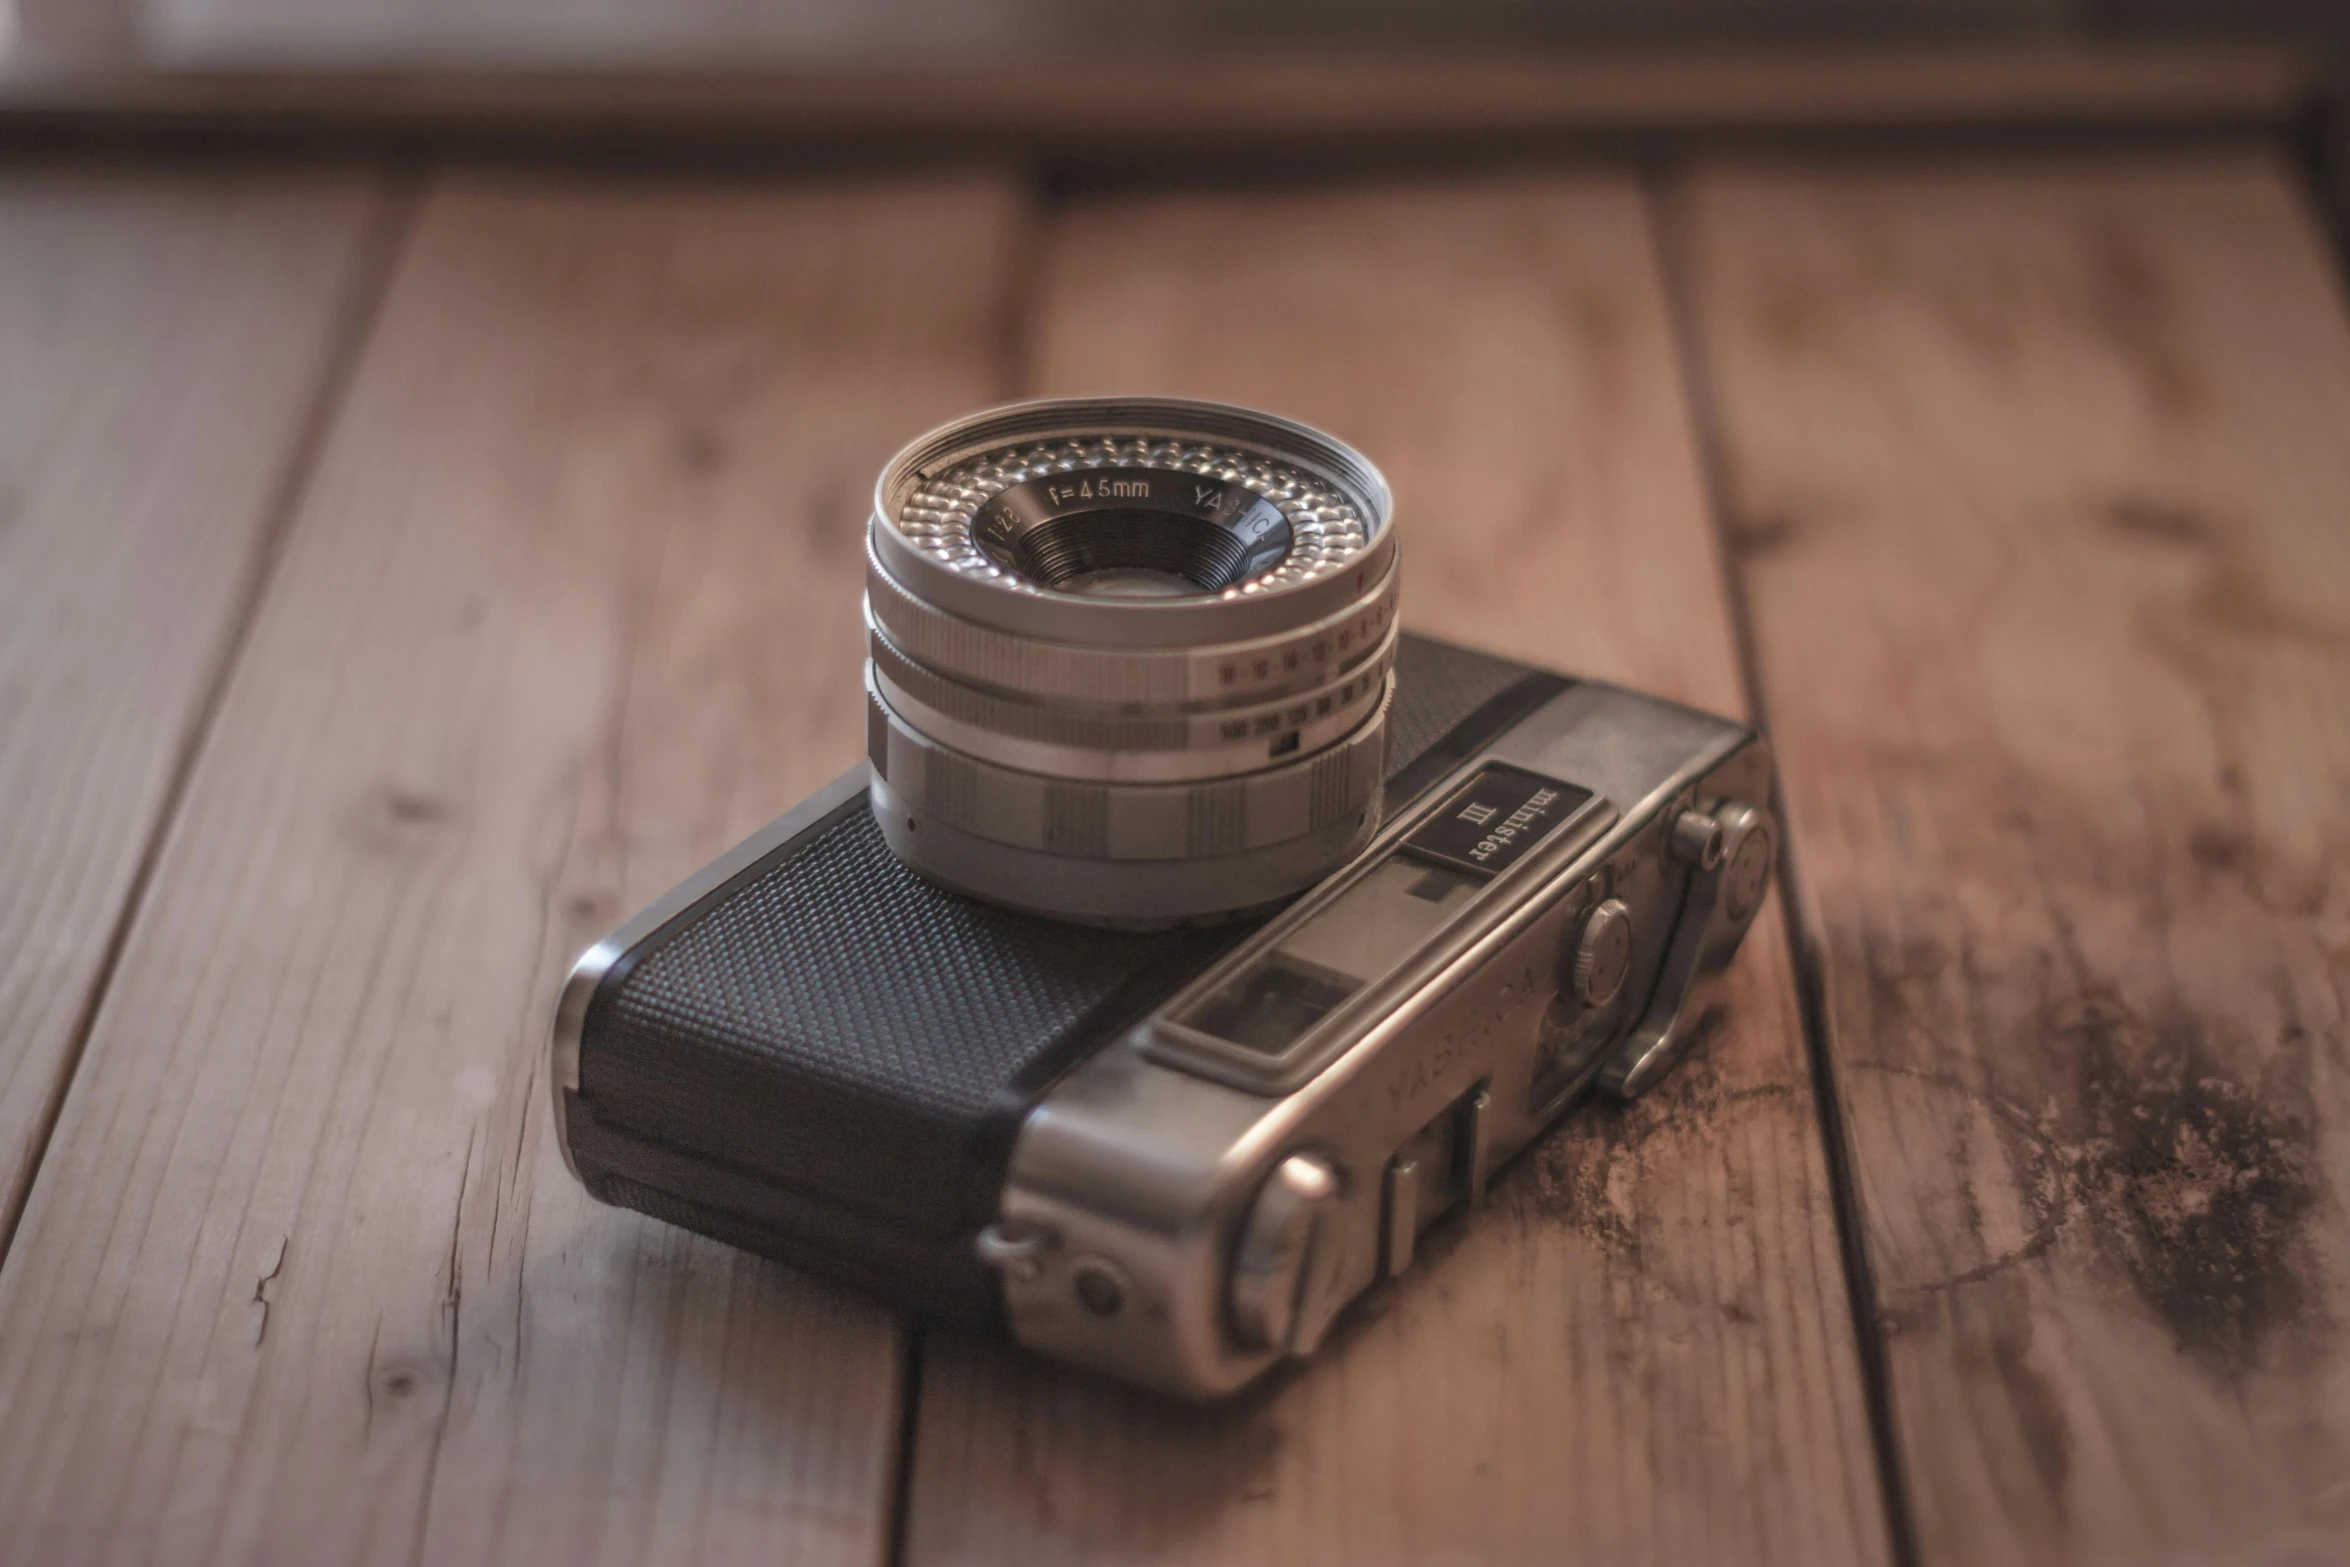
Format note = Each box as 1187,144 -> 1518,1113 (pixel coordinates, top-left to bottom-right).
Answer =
1176,951 -> 1360,1055
1172,855 -> 1485,1056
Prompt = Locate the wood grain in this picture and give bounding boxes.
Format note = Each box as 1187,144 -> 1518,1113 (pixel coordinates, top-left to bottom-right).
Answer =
0,172 -> 1026,1565
0,169 -> 387,1244
1680,155 -> 2350,1564
901,178 -> 1889,1567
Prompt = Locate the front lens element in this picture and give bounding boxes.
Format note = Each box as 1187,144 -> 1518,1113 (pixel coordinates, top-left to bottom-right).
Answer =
973,467 -> 1294,595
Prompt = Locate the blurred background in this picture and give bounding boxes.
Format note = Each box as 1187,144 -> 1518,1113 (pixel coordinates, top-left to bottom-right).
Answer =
0,4 -> 2340,108
5,0 -> 2347,224
7,0 -> 2350,68
0,1 -> 2339,237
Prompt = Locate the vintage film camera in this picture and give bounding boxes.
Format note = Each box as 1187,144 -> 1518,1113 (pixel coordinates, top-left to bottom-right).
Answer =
551,399 -> 1776,1398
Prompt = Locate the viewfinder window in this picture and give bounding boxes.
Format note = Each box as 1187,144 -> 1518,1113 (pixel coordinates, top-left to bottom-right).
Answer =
1175,952 -> 1361,1055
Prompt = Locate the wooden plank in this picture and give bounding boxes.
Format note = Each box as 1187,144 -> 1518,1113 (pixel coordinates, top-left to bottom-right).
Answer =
127,3 -> 2078,70
1679,154 -> 2350,1564
0,172 -> 1027,1564
902,178 -> 1889,1567
0,169 -> 388,1244
0,46 -> 2317,151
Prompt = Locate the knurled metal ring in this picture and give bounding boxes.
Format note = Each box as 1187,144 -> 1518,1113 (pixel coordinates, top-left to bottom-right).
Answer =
873,774 -> 1381,927
871,398 -> 1396,649
865,538 -> 1398,708
867,671 -> 1390,861
868,617 -> 1398,783
895,434 -> 1367,596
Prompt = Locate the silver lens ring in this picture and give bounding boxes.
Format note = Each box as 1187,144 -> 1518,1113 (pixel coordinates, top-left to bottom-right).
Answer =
867,672 -> 1388,861
872,398 -> 1396,649
868,617 -> 1399,784
873,774 -> 1382,927
865,539 -> 1398,708
864,397 -> 1397,924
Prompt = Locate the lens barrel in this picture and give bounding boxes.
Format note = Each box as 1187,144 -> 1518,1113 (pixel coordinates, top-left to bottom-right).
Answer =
865,397 -> 1399,925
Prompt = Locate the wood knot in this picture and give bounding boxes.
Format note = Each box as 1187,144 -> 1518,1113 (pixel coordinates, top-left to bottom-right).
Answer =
346,785 -> 462,856
1727,513 -> 1802,557
384,791 -> 446,825
673,424 -> 728,476
2102,495 -> 2210,546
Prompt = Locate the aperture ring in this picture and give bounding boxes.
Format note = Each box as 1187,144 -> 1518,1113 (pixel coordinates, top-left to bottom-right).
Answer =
867,672 -> 1390,862
866,539 -> 1398,708
868,617 -> 1398,781
872,774 -> 1381,927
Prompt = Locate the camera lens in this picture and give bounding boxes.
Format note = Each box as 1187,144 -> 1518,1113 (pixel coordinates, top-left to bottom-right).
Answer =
865,397 -> 1399,925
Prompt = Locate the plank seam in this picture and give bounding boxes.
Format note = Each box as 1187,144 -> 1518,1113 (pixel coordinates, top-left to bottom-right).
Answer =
1642,161 -> 1922,1567
0,172 -> 424,1270
884,1323 -> 925,1567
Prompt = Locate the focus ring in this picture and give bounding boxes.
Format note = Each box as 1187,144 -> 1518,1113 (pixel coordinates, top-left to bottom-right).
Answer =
868,616 -> 1398,782
867,672 -> 1389,862
871,774 -> 1381,927
866,538 -> 1398,708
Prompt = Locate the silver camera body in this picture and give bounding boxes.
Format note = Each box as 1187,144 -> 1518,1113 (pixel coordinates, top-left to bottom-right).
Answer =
977,678 -> 1772,1397
551,398 -> 1775,1399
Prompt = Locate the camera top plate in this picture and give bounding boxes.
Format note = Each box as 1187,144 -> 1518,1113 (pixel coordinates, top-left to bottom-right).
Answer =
1142,762 -> 1614,1094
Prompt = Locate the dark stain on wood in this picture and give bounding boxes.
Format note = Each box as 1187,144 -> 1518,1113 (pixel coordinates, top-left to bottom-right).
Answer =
2054,990 -> 2321,1378
2079,219 -> 2204,422
1750,264 -> 1835,353
1847,912 -> 2327,1378
2187,823 -> 2252,876
2191,561 -> 2350,651
562,887 -> 620,935
1920,258 -> 2031,373
2102,492 -> 2348,653
384,790 -> 447,825
2101,495 -> 2210,547
346,784 -> 463,858
1983,1306 -> 2071,1498
1514,1012 -> 1796,1255
673,422 -> 728,476
1728,512 -> 1802,557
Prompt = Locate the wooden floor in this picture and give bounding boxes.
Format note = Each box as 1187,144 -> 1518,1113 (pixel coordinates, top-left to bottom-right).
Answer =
1,141 -> 2345,1567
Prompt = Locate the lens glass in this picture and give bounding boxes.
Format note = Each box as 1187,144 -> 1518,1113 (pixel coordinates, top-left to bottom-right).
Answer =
1008,509 -> 1249,597
971,465 -> 1295,598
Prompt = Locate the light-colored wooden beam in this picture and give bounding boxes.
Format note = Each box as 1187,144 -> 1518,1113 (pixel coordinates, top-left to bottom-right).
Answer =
1680,151 -> 2350,1565
0,168 -> 388,1249
0,171 -> 1028,1565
